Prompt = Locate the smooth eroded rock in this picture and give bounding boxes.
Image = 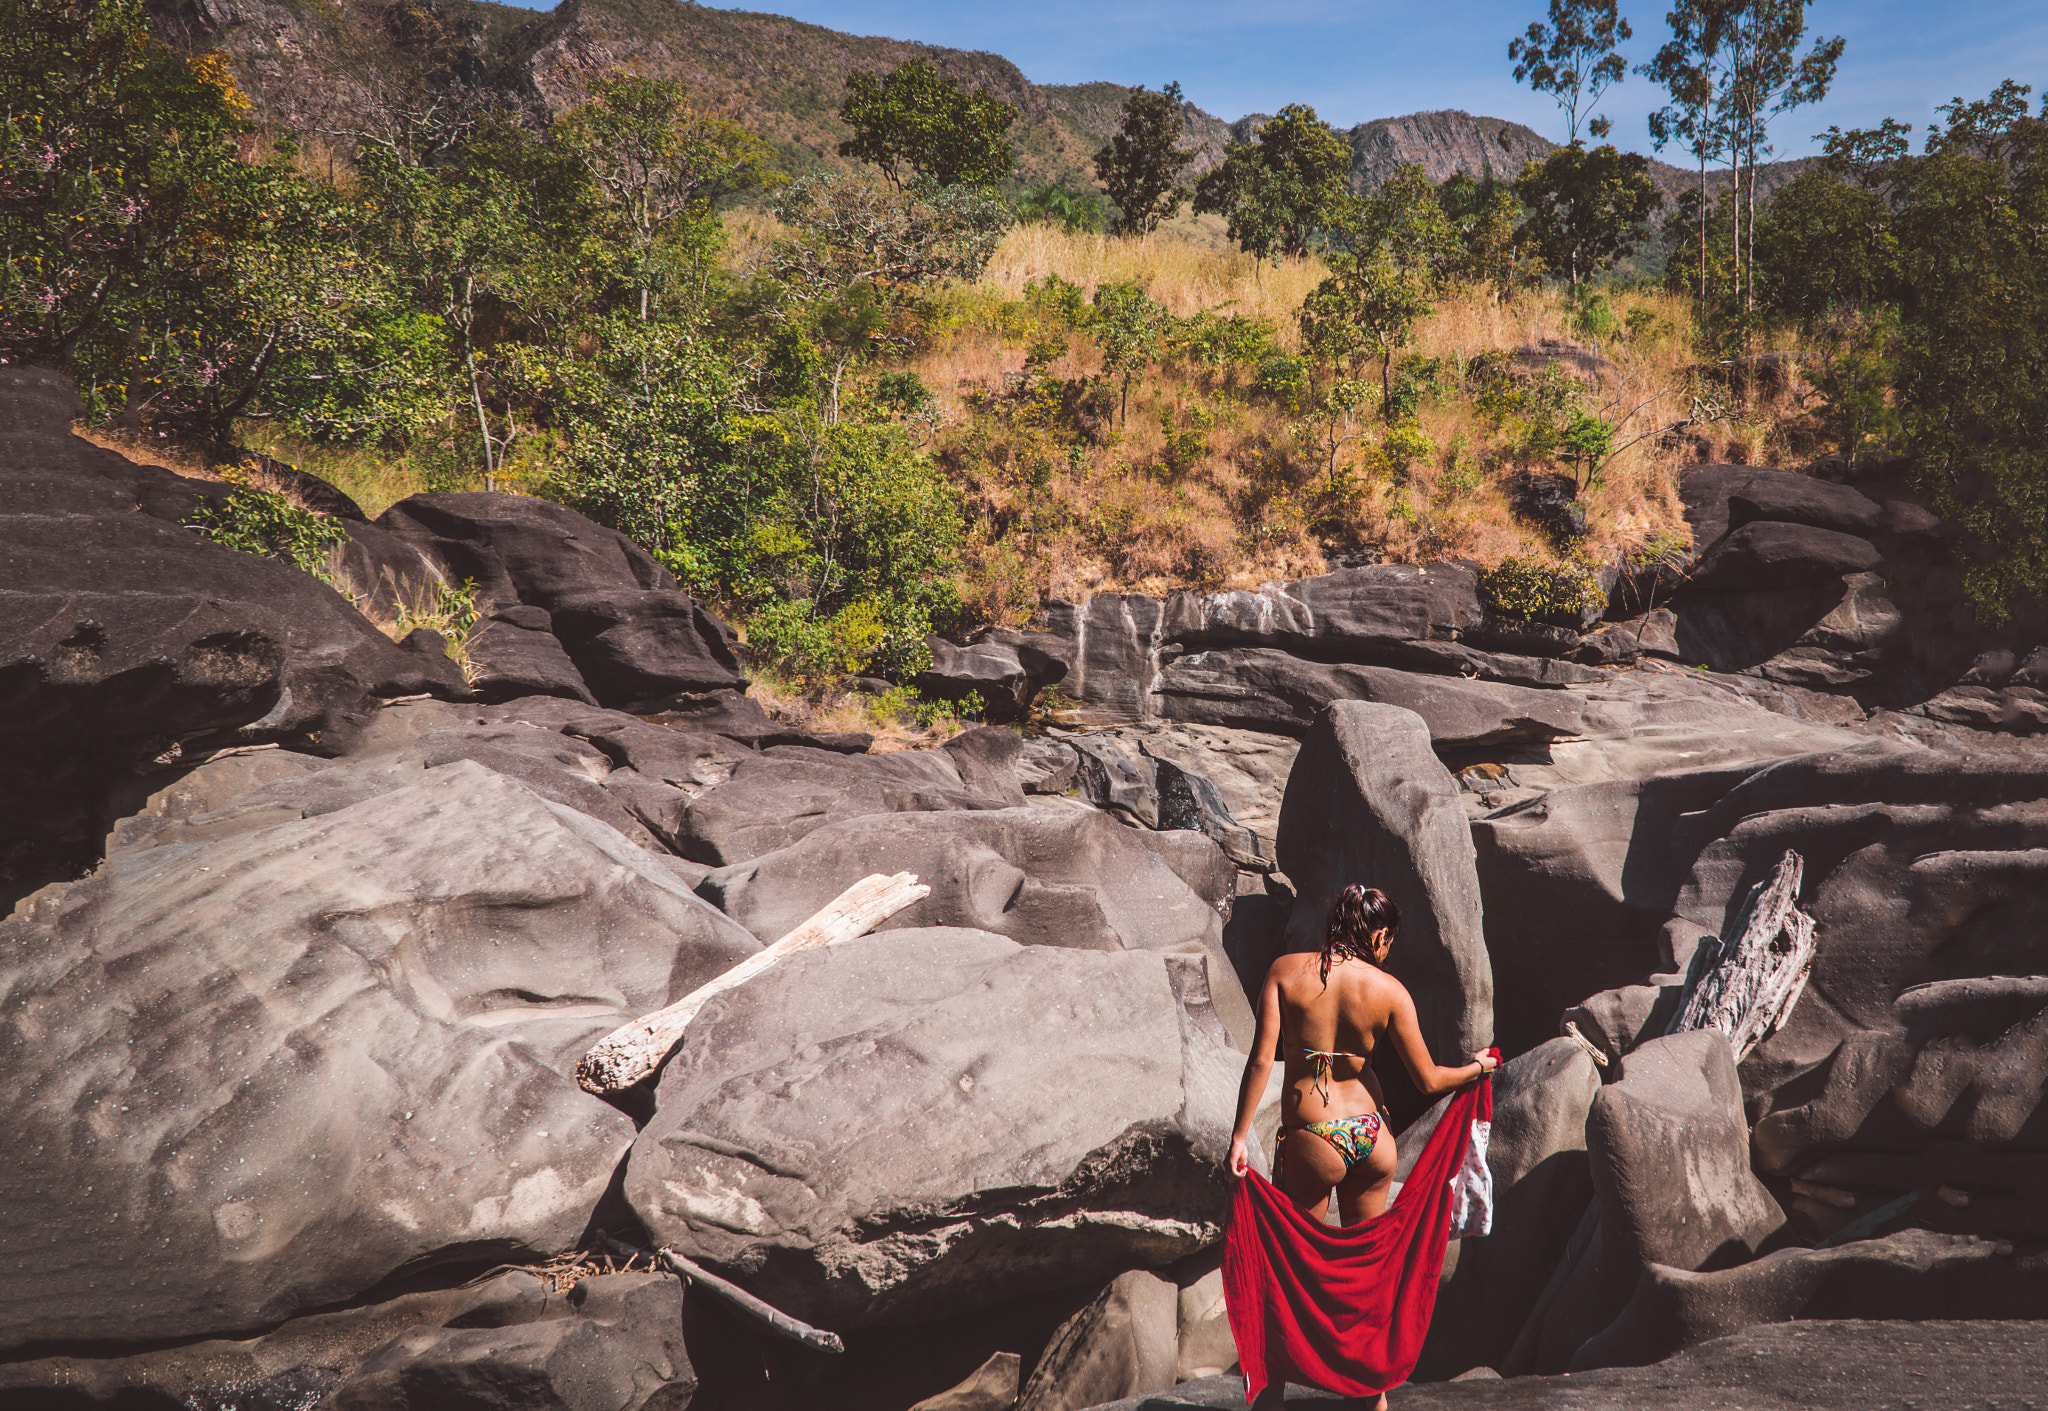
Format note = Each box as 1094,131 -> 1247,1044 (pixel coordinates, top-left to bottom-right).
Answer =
624,930 -> 1241,1326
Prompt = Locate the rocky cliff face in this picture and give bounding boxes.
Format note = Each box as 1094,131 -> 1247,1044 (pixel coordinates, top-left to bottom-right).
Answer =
1345,109 -> 1554,190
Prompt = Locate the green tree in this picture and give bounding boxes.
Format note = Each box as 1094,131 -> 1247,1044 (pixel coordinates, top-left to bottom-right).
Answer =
1299,252 -> 1434,414
1641,1 -> 1841,314
1093,81 -> 1195,240
1091,280 -> 1170,424
1350,164 -> 1464,289
1640,9 -> 1725,308
555,75 -> 780,321
1508,0 -> 1634,142
1012,182 -> 1105,232
1513,141 -> 1663,284
1193,105 -> 1356,263
838,57 -> 1017,190
1889,83 -> 2048,619
1750,167 -> 1898,324
1716,0 -> 1843,314
772,169 -> 1011,302
0,0 -> 244,365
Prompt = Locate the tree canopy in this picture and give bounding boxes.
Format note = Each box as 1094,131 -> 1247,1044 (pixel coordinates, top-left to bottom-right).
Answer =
1193,105 -> 1356,263
837,58 -> 1016,190
1509,0 -> 1633,142
1513,141 -> 1663,284
1093,82 -> 1195,239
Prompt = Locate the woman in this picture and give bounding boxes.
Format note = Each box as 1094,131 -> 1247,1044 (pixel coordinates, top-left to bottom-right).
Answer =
1228,884 -> 1497,1227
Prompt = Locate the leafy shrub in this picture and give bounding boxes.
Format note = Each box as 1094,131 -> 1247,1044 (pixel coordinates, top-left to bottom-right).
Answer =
184,471 -> 350,580
1384,354 -> 1446,423
1556,412 -> 1615,492
867,683 -> 986,728
1171,311 -> 1279,377
1023,272 -> 1090,329
872,369 -> 936,416
1158,403 -> 1211,476
1013,183 -> 1106,233
1380,424 -> 1433,478
1478,554 -> 1606,626
1255,353 -> 1309,403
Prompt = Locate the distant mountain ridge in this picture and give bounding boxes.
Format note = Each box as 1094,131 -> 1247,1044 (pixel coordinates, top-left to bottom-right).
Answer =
150,0 -> 1808,210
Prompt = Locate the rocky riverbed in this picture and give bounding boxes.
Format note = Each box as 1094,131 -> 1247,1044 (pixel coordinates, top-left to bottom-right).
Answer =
3,362 -> 2044,1410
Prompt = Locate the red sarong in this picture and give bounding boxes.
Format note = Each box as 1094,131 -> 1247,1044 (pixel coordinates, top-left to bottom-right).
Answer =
1223,1073 -> 1495,1401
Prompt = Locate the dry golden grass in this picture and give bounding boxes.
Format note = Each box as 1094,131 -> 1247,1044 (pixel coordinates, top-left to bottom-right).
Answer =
891,228 -> 1821,612
980,223 -> 1327,331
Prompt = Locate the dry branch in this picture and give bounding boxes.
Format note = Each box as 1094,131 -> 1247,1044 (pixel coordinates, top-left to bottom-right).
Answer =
601,1236 -> 844,1353
576,870 -> 929,1095
1666,849 -> 1817,1059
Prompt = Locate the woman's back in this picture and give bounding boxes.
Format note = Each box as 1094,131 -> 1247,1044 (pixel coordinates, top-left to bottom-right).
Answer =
1271,951 -> 1401,1124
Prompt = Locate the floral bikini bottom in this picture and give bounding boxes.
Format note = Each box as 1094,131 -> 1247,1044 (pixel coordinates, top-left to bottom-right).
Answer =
1274,1110 -> 1384,1181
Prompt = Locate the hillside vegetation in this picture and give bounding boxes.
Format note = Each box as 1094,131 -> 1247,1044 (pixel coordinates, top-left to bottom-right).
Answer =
15,0 -> 2047,694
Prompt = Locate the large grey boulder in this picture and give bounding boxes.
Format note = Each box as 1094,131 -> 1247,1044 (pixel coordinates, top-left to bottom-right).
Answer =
0,1269 -> 574,1407
1091,1321 -> 2048,1410
1092,724 -> 1301,863
0,763 -> 757,1352
697,807 -> 1252,1043
377,492 -> 744,708
323,1272 -> 695,1411
1275,703 -> 1494,1113
1411,1038 -> 1605,1381
666,743 -> 1010,865
1575,1229 -> 2048,1372
699,807 -> 1230,956
1154,648 -> 1585,745
1651,749 -> 2048,1225
1508,1032 -> 1784,1374
1680,464 -> 1887,552
1014,1269 -> 1180,1411
467,604 -> 602,704
0,367 -> 456,903
1479,665 -> 1877,801
623,929 -> 1241,1326
1470,766 -> 1757,1057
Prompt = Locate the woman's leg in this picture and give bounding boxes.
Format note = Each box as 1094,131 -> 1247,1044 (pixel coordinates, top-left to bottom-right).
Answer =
1335,1127 -> 1398,1226
1275,1128 -> 1346,1219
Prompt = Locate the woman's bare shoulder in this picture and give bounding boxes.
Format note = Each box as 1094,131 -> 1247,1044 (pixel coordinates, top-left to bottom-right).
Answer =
1265,951 -> 1317,986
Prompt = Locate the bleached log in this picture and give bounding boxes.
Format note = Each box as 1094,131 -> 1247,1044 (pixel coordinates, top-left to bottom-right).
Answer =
1666,849 -> 1817,1059
601,1236 -> 844,1353
576,871 -> 929,1095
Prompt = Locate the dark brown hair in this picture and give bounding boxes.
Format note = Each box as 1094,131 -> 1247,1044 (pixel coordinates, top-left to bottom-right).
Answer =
1321,884 -> 1401,983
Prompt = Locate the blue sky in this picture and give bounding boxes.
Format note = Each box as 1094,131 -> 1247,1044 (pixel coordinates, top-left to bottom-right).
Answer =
536,1 -> 2048,160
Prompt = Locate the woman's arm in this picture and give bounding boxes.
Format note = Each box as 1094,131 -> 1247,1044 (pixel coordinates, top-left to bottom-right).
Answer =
1384,982 -> 1497,1096
1227,968 -> 1284,1177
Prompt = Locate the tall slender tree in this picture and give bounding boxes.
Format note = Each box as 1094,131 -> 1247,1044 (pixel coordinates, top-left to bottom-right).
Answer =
1509,0 -> 1634,143
1641,11 -> 1723,310
1640,1 -> 1840,315
1721,0 -> 1842,313
1093,82 -> 1195,241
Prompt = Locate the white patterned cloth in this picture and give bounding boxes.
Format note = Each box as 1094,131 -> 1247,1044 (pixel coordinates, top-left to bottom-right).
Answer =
1446,1118 -> 1493,1239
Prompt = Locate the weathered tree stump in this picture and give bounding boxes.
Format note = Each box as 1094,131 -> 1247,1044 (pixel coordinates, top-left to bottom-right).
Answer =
1666,848 -> 1817,1059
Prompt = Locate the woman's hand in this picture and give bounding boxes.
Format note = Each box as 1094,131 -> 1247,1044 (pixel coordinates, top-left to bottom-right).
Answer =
1472,1051 -> 1499,1077
1228,1135 -> 1250,1178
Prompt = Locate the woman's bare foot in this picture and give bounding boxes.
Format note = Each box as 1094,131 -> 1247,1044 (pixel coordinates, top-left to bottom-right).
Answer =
1371,1395 -> 1389,1411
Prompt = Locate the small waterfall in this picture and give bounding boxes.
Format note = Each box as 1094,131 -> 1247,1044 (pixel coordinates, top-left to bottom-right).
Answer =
1072,600 -> 1090,704
1139,598 -> 1165,721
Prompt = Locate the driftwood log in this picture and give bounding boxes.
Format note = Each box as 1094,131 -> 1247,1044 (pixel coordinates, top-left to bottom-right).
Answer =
576,870 -> 930,1096
1666,849 -> 1817,1059
601,1236 -> 844,1353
